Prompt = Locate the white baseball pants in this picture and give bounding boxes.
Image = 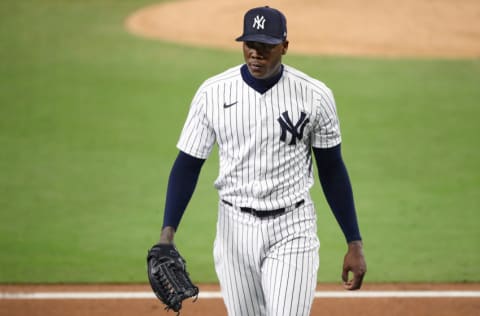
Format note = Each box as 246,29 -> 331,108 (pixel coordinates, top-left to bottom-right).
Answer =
214,200 -> 320,316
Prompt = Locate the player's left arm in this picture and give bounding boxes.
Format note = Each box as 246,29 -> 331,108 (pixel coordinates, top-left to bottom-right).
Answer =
313,144 -> 367,290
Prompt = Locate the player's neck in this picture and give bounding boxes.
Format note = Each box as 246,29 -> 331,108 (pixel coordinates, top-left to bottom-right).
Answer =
241,64 -> 284,94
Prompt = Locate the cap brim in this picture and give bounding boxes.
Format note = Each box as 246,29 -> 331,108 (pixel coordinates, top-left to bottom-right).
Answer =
235,34 -> 284,45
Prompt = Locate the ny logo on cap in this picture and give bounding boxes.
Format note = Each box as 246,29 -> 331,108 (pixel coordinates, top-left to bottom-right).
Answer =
252,15 -> 266,30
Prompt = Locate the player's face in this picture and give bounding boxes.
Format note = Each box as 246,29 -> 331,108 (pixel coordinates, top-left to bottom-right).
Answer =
243,41 -> 289,79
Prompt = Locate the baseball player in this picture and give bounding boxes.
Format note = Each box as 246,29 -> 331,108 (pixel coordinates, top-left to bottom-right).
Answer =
157,6 -> 366,316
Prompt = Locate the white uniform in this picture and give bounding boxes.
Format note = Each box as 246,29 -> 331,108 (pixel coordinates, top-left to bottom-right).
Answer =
177,64 -> 341,316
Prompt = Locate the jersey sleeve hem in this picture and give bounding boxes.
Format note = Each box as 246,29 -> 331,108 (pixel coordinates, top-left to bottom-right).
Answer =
311,138 -> 342,149
176,144 -> 211,160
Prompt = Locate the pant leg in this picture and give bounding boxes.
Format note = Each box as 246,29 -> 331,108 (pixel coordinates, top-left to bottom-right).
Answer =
214,202 -> 267,316
261,203 -> 320,316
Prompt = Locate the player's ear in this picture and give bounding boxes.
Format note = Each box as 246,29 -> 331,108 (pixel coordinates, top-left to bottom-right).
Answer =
282,40 -> 289,55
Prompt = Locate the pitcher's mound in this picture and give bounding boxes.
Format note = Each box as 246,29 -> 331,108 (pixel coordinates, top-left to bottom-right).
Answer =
125,0 -> 480,58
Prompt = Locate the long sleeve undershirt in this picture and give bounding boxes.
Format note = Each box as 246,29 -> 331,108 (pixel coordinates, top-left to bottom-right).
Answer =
162,151 -> 205,229
313,144 -> 362,242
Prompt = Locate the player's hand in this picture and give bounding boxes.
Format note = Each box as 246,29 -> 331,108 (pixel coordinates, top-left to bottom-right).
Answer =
342,240 -> 367,290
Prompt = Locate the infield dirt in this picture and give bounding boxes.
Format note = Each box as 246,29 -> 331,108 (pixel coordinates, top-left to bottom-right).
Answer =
1,283 -> 480,316
125,0 -> 480,58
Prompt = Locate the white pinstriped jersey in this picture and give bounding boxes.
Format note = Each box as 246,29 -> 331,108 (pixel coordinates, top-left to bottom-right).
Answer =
177,64 -> 341,210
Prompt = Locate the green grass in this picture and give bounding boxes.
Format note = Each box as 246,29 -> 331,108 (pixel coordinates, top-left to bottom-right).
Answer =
306,57 -> 480,282
0,0 -> 479,283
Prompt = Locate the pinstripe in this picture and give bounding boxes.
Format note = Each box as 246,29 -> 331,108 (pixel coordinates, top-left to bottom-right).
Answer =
274,214 -> 287,314
294,210 -> 308,315
179,64 -> 337,315
235,215 -> 249,316
282,210 -> 294,314
248,220 -> 263,315
240,214 -> 255,316
256,203 -> 319,316
178,64 -> 340,209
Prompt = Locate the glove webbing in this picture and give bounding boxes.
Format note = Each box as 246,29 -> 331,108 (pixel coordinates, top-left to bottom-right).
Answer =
152,258 -> 198,313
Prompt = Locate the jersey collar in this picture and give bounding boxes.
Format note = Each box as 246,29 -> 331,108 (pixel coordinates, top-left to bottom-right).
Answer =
241,64 -> 284,94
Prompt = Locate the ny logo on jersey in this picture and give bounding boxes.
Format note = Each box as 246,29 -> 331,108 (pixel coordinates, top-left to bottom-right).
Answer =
277,111 -> 310,145
252,15 -> 266,30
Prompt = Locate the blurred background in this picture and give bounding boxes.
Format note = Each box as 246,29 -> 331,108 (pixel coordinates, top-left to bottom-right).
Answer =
0,0 -> 479,284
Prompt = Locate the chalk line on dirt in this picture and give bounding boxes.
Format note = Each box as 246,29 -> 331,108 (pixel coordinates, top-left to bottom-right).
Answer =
1,291 -> 480,300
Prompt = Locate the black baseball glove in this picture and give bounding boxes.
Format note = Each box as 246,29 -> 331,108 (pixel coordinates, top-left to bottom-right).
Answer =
147,243 -> 199,314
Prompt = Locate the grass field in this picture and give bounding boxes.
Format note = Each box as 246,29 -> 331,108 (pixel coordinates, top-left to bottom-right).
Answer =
0,0 -> 479,284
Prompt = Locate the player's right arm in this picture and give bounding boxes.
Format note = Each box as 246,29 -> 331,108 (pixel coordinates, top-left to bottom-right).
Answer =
159,151 -> 206,244
160,81 -> 215,244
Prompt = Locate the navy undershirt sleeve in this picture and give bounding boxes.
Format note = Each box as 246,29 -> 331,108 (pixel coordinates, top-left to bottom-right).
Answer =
162,151 -> 205,230
313,144 -> 362,242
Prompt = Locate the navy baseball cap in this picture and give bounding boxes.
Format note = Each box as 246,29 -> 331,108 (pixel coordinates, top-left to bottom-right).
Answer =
236,6 -> 287,45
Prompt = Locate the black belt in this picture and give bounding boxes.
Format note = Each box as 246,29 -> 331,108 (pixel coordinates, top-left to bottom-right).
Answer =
222,199 -> 305,218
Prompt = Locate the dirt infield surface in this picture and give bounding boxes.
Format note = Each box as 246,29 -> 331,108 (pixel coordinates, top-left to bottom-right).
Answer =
125,0 -> 480,58
1,283 -> 479,316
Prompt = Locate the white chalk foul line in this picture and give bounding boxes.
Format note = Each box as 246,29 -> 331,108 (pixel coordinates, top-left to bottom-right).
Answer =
1,291 -> 480,300
314,291 -> 480,298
